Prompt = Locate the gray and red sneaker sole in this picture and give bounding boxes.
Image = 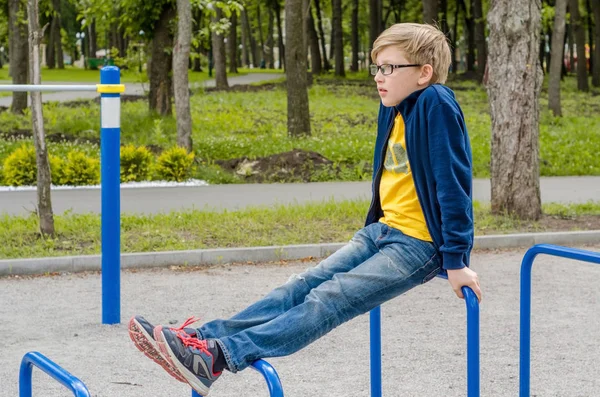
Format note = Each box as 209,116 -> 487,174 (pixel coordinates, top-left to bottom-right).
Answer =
128,317 -> 186,383
153,325 -> 211,396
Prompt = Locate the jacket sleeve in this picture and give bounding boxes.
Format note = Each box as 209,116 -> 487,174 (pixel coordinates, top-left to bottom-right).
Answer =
427,103 -> 474,270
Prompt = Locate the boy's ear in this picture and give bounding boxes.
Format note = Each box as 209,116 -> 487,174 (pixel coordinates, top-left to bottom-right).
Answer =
418,64 -> 434,86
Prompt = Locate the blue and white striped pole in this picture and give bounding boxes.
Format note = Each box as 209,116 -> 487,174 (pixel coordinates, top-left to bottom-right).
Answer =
100,66 -> 122,325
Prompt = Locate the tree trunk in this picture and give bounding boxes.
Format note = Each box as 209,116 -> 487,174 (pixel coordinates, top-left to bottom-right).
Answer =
548,0 -> 568,116
459,0 -> 475,72
422,0 -> 438,24
50,0 -> 63,69
89,19 -> 97,58
314,0 -> 330,70
27,0 -> 55,236
9,0 -> 29,114
332,0 -> 345,76
257,3 -> 266,67
229,11 -> 239,73
149,3 -> 175,115
451,0 -> 460,73
243,9 -> 258,68
308,4 -> 322,74
265,7 -> 274,69
369,0 -> 381,69
591,0 -> 600,86
472,0 -> 486,81
567,22 -> 575,72
174,0 -> 193,153
487,0 -> 542,220
241,8 -> 249,67
570,0 -> 589,91
285,0 -> 311,137
212,8 -> 229,88
586,0 -> 593,75
350,0 -> 359,72
46,14 -> 56,68
274,1 -> 285,70
440,0 -> 449,34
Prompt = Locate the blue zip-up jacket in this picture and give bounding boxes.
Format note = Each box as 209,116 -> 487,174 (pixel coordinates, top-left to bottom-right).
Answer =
365,84 -> 474,270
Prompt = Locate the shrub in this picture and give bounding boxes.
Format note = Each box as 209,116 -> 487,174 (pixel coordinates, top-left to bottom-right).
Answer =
2,144 -> 36,186
61,150 -> 100,186
49,155 -> 65,184
120,145 -> 154,182
155,147 -> 195,182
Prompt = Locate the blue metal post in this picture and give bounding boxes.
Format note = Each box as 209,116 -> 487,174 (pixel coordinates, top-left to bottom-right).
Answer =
190,359 -> 283,397
462,286 -> 480,397
19,352 -> 91,397
519,244 -> 600,397
100,66 -> 121,325
370,307 -> 382,397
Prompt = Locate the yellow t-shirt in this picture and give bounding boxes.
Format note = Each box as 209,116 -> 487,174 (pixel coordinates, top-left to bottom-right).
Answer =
379,113 -> 432,242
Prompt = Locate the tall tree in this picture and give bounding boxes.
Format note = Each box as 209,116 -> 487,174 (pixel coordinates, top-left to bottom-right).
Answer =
548,0 -> 568,116
422,0 -> 438,24
570,0 -> 589,91
265,5 -> 274,68
350,0 -> 359,72
472,0 -> 486,80
591,0 -> 600,86
149,2 -> 175,115
46,0 -> 64,69
228,11 -> 239,73
8,0 -> 28,114
487,0 -> 543,220
28,0 -> 55,236
273,0 -> 284,69
285,0 -> 310,137
314,0 -> 330,70
212,7 -> 229,88
332,0 -> 344,76
174,0 -> 193,152
308,4 -> 322,74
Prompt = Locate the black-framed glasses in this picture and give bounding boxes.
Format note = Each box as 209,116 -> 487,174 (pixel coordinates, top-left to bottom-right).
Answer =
370,64 -> 421,76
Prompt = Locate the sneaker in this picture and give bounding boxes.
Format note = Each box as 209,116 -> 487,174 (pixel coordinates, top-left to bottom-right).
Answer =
154,326 -> 223,396
128,316 -> 200,383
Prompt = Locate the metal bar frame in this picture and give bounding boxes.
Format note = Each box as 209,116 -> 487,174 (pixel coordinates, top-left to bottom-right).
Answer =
19,352 -> 91,397
370,284 -> 480,397
519,244 -> 600,397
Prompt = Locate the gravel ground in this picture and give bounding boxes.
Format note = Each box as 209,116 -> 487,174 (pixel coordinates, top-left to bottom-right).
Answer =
1,246 -> 600,397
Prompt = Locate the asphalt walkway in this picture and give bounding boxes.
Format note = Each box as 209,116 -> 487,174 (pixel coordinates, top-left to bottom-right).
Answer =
1,247 -> 600,396
1,177 -> 599,216
0,73 -> 281,107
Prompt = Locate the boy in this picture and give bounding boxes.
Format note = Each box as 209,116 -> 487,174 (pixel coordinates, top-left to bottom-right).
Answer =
129,23 -> 481,396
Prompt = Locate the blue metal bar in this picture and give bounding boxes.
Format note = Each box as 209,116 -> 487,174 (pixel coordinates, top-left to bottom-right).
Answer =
19,351 -> 91,397
370,307 -> 382,397
369,279 -> 480,396
462,286 -> 480,397
0,84 -> 97,92
519,244 -> 600,397
100,66 -> 122,325
190,359 -> 283,397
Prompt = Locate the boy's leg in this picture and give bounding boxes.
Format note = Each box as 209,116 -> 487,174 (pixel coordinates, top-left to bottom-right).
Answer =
198,224 -> 380,340
217,225 -> 441,372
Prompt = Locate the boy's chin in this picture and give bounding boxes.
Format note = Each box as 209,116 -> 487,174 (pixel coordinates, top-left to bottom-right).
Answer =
381,97 -> 402,107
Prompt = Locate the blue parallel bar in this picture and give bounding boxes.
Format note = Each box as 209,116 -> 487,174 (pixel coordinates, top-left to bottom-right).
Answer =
370,306 -> 382,397
519,244 -> 600,397
369,282 -> 479,396
191,359 -> 283,397
100,66 -> 121,325
19,352 -> 91,397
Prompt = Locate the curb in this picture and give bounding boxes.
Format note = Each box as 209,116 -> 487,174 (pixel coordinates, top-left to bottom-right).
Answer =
1,231 -> 599,277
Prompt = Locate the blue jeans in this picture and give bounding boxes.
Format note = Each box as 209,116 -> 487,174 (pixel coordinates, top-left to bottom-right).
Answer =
197,222 -> 441,372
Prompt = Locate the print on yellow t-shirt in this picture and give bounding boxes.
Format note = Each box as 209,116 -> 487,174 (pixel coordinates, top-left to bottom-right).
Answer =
379,113 -> 432,242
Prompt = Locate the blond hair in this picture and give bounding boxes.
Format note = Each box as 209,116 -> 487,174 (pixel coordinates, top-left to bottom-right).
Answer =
371,23 -> 451,84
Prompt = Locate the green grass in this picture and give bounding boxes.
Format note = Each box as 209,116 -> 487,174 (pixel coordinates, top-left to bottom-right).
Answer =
0,75 -> 599,184
1,199 -> 599,260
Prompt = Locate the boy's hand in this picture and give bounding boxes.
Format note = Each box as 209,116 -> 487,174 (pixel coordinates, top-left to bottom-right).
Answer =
447,267 -> 481,303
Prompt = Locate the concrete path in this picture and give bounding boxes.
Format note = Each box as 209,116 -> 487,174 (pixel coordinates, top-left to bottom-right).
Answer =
1,246 -> 600,396
1,177 -> 599,216
0,73 -> 281,107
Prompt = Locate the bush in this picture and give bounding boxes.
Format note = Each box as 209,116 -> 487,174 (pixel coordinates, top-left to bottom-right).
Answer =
155,147 -> 195,182
2,144 -> 37,186
120,145 -> 154,182
49,155 -> 65,184
60,150 -> 100,186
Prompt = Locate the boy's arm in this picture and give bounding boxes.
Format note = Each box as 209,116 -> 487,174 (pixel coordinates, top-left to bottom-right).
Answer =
427,103 -> 481,302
